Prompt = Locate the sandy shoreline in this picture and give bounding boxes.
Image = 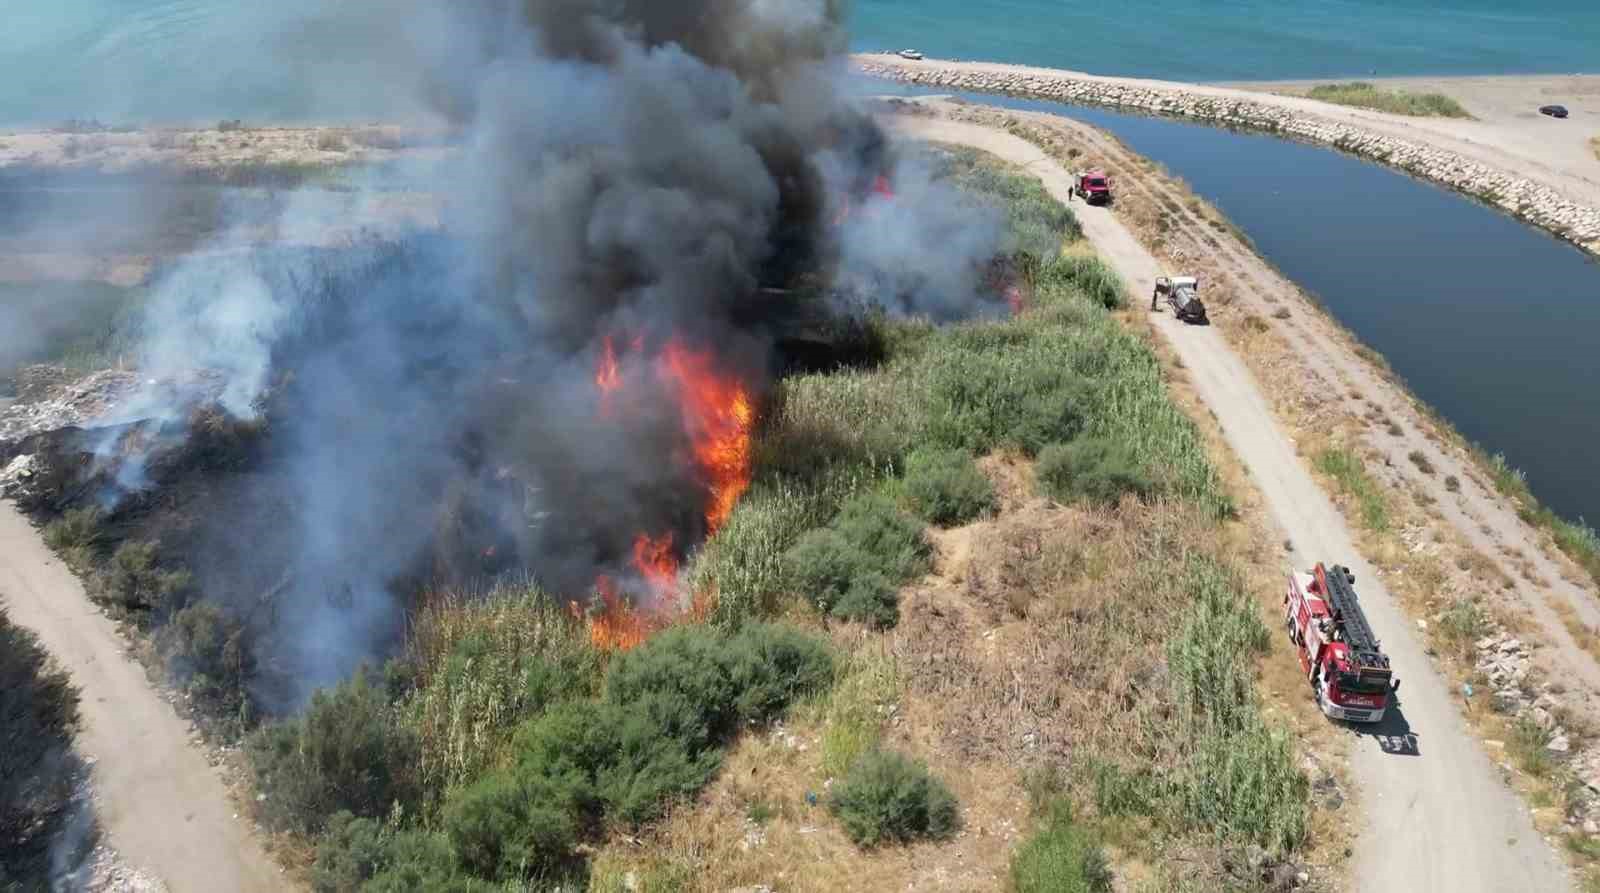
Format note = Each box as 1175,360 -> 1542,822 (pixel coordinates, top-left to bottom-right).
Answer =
853,54 -> 1600,253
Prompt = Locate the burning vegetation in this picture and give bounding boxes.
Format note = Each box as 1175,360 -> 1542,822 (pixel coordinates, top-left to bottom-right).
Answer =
0,1 -> 1318,890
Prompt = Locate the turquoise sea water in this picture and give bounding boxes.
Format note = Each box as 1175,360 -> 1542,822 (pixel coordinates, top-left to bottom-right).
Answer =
851,0 -> 1600,81
3,1 -> 1599,125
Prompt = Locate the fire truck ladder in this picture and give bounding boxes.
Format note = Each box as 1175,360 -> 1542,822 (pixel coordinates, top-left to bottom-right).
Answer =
1319,564 -> 1389,670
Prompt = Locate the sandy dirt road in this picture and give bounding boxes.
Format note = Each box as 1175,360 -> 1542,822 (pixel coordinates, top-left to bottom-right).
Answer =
884,115 -> 1572,893
0,502 -> 287,893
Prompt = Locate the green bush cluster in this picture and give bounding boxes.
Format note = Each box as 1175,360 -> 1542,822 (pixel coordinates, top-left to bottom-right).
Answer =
248,669 -> 420,834
42,507 -> 103,570
1036,438 -> 1155,508
312,812 -> 490,893
902,447 -> 996,526
404,594 -> 602,813
786,493 -> 930,628
1040,254 -> 1126,310
923,325 -> 1095,457
1314,447 -> 1390,532
87,540 -> 193,615
157,601 -> 254,719
1010,802 -> 1113,893
1306,82 -> 1472,118
1,610 -> 86,887
415,624 -> 833,885
826,749 -> 960,848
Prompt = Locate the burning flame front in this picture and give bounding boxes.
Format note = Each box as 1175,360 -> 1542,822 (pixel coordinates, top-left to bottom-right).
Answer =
574,335 -> 755,649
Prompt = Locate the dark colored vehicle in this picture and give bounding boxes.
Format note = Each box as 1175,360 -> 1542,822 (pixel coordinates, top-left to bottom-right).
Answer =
1151,276 -> 1208,325
1539,104 -> 1569,118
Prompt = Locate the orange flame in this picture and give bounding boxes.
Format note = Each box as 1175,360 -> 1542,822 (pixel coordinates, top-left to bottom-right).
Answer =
578,577 -> 653,651
832,174 -> 895,228
578,337 -> 753,650
633,531 -> 679,600
657,342 -> 754,534
595,335 -> 622,414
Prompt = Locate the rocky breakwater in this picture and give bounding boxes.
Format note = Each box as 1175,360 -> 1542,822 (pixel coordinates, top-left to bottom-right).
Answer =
855,57 -> 1600,257
1471,629 -> 1600,835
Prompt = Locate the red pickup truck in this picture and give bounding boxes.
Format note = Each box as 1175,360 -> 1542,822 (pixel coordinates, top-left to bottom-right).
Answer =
1072,170 -> 1112,205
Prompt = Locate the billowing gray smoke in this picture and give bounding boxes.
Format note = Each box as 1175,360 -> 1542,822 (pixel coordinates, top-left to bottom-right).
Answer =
39,0 -> 1008,708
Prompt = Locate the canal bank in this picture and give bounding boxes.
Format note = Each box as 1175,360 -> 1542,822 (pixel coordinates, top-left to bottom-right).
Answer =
854,55 -> 1600,259
881,98 -> 1600,883
854,76 -> 1600,538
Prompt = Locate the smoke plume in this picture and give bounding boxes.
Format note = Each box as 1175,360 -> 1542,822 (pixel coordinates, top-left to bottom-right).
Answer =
12,0 -> 1011,707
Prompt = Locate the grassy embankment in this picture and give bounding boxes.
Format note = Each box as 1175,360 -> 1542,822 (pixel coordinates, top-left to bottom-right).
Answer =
955,106 -> 1600,882
31,149 -> 1311,890
1303,82 -> 1472,118
915,103 -> 1600,889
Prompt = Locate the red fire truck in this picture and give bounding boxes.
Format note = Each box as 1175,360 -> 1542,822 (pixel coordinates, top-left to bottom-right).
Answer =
1284,563 -> 1400,723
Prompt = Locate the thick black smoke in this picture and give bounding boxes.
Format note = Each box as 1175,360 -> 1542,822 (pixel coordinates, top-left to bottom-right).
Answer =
53,0 -> 1008,708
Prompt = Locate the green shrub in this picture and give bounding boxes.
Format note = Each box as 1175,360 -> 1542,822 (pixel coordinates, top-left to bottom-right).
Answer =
42,506 -> 103,565
1435,598 -> 1488,661
1090,760 -> 1159,818
1508,716 -> 1554,779
312,812 -> 389,893
831,494 -> 931,579
365,829 -> 492,893
1009,386 -> 1095,457
723,623 -> 838,724
902,447 -> 996,526
1037,438 -> 1155,507
501,624 -> 832,838
786,494 -> 928,627
1041,254 -> 1125,310
827,749 -> 960,848
923,336 -> 1095,456
157,601 -> 253,716
87,540 -> 192,615
1314,447 -> 1390,532
442,770 -> 582,881
1010,803 -> 1113,893
1,610 -> 85,884
404,589 -> 599,814
249,669 -> 418,833
592,696 -> 724,825
829,572 -> 901,629
601,623 -> 834,756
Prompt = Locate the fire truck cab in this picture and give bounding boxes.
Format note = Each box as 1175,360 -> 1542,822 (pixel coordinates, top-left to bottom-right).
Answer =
1284,563 -> 1399,723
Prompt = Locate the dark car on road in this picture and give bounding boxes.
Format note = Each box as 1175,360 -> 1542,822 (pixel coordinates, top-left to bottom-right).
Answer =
1539,104 -> 1569,118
